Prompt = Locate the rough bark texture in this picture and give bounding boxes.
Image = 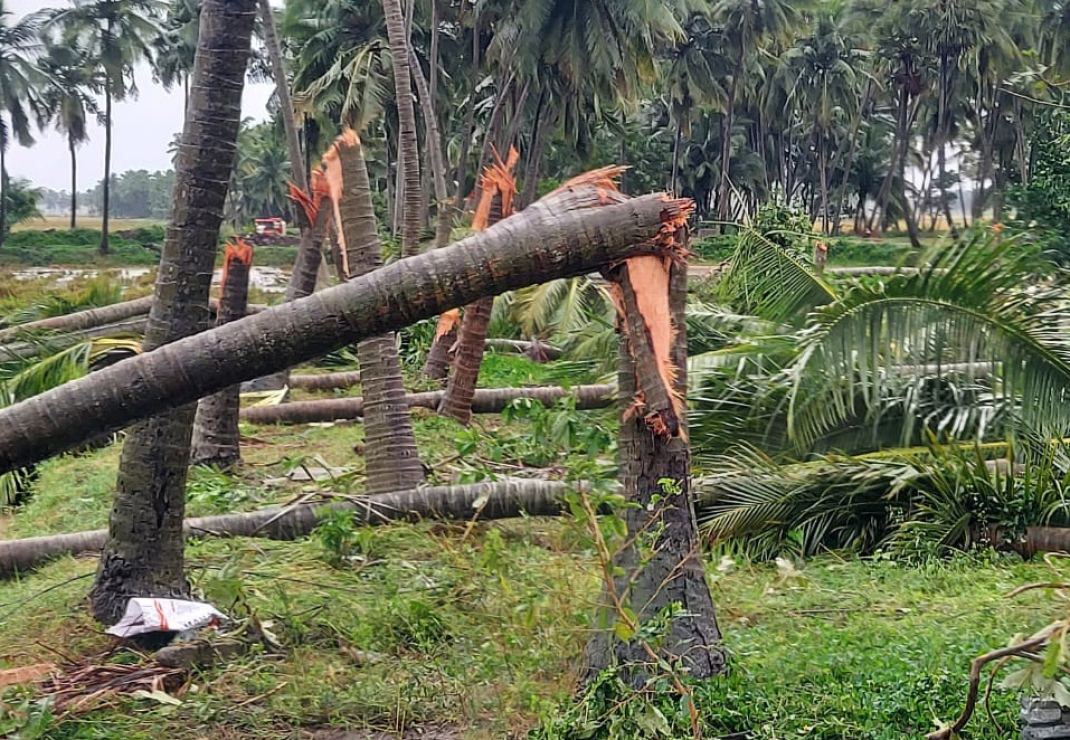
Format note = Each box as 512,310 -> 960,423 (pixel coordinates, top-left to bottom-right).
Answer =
439,152 -> 518,423
245,0 -> 320,393
583,253 -> 723,686
422,309 -> 459,381
191,241 -> 253,469
0,296 -> 154,343
327,131 -> 424,493
0,191 -> 689,475
438,297 -> 493,423
0,481 -> 573,579
87,0 -> 256,627
100,84 -> 112,256
381,0 -> 422,257
240,384 -> 615,424
289,371 -> 362,391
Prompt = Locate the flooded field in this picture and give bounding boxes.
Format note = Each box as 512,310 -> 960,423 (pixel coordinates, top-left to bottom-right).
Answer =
9,266 -> 292,294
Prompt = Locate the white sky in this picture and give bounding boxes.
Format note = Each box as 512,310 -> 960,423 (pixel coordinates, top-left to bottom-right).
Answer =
7,0 -> 274,192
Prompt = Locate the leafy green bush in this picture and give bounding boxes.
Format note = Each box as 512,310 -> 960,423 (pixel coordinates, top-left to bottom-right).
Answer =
1008,111 -> 1070,263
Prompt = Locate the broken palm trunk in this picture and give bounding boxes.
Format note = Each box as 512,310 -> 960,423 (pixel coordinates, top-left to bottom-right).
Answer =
190,239 -> 254,469
422,308 -> 460,380
325,130 -> 424,493
439,148 -> 520,423
0,480 -> 575,578
583,185 -> 724,686
240,384 -> 615,424
0,191 -> 691,477
242,172 -> 332,392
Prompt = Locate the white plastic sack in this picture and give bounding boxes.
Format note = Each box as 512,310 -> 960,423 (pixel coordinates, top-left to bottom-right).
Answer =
106,598 -> 226,638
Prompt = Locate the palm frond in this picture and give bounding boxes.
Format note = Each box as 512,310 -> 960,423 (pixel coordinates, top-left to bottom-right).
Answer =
786,233 -> 1070,450
718,227 -> 838,323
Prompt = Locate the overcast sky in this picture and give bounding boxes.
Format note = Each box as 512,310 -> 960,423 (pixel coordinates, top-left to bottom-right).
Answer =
7,0 -> 275,192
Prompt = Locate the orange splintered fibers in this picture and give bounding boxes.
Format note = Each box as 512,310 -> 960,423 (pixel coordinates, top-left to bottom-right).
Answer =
219,237 -> 254,293
287,169 -> 330,226
433,308 -> 461,340
472,146 -> 520,230
607,197 -> 694,440
322,128 -> 363,277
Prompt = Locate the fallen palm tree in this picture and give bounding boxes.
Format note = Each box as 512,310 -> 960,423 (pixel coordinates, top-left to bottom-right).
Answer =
240,384 -> 615,424
290,338 -> 563,391
0,295 -> 155,343
0,480 -> 574,578
0,317 -> 148,363
0,190 -> 690,475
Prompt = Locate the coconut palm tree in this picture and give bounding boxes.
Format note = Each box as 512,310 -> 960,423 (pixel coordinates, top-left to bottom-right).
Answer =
47,0 -> 164,256
86,0 -> 257,627
711,0 -> 805,224
0,1 -> 45,247
36,42 -> 101,229
152,0 -> 198,111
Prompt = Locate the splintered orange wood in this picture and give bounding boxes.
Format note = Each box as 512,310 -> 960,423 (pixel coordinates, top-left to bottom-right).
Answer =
472,146 -> 520,230
434,308 -> 461,339
607,199 -> 694,440
287,169 -> 330,226
322,129 -> 363,276
219,237 -> 254,292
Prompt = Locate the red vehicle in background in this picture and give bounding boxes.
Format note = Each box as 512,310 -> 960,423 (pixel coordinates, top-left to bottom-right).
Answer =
253,217 -> 286,236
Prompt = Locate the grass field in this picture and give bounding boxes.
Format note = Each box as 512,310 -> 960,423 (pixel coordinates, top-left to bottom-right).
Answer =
12,216 -> 166,233
0,351 -> 1061,739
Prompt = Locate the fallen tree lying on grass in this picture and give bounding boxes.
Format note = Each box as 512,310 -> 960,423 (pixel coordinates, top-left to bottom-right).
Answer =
0,480 -> 575,577
240,384 -> 615,424
0,192 -> 689,475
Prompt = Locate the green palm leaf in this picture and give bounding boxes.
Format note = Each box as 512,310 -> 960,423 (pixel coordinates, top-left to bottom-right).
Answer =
786,233 -> 1070,450
718,227 -> 838,323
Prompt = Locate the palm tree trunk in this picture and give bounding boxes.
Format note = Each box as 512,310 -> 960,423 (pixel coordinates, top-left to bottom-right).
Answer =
381,0 -> 422,257
242,384 -> 614,424
671,117 -> 682,194
437,296 -> 494,423
0,192 -> 689,475
832,81 -> 872,236
0,480 -> 577,578
88,0 -> 257,627
329,131 -> 424,493
453,15 -> 481,209
818,132 -> 830,235
519,91 -> 549,209
190,242 -> 253,469
100,84 -> 112,256
409,47 -> 450,249
0,144 -> 7,247
422,309 -> 459,380
438,155 -> 517,423
0,296 -> 155,342
69,135 -> 78,229
583,251 -> 722,685
716,48 -> 745,227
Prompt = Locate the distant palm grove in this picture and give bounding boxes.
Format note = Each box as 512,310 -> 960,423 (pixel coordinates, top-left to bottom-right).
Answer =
2,0 -> 1070,248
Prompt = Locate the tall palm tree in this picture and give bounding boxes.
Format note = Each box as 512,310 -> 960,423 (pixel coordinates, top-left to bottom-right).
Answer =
37,42 -> 101,229
380,0 -> 421,257
48,0 -> 164,256
711,0 -> 803,224
0,2 -> 45,247
87,0 -> 257,627
768,13 -> 862,233
152,0 -> 198,111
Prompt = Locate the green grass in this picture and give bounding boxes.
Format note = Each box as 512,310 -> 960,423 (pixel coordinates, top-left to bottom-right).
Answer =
2,227 -> 297,269
0,341 -> 1061,739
